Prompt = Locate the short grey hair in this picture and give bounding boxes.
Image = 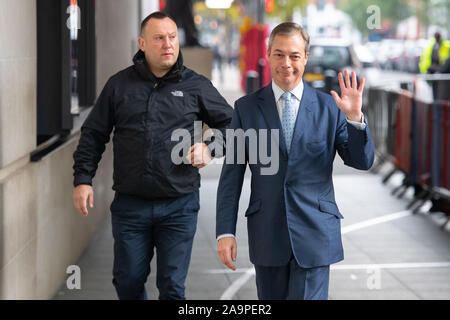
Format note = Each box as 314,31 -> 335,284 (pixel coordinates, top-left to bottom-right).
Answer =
268,22 -> 310,55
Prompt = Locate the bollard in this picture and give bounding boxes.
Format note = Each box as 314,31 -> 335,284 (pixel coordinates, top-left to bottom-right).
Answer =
245,70 -> 259,95
258,59 -> 265,90
324,69 -> 337,93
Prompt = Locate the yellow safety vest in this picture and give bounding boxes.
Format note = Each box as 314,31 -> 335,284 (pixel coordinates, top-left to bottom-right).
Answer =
419,38 -> 450,74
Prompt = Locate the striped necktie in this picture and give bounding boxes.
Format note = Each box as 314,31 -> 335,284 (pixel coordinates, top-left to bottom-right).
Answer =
281,92 -> 296,154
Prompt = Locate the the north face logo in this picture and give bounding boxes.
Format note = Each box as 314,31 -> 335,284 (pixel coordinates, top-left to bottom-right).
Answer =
171,91 -> 184,97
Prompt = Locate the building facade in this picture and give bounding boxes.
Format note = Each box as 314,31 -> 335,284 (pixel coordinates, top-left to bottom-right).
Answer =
0,0 -> 141,299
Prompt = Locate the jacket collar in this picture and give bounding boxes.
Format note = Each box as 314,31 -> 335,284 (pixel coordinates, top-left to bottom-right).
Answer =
271,80 -> 304,104
257,82 -> 316,160
133,49 -> 184,85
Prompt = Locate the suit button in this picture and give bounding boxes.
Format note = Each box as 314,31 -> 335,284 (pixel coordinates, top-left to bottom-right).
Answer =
285,182 -> 290,187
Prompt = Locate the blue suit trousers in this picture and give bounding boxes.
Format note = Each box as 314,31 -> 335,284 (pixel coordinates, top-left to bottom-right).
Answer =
255,256 -> 330,300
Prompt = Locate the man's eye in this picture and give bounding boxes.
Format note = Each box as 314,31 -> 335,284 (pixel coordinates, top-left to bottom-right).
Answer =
291,56 -> 300,60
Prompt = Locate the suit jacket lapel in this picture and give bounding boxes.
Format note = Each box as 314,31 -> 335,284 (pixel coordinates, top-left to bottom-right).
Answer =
257,85 -> 288,159
291,83 -> 316,149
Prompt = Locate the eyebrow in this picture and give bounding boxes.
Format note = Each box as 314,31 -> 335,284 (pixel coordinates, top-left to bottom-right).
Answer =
273,49 -> 301,55
153,32 -> 177,37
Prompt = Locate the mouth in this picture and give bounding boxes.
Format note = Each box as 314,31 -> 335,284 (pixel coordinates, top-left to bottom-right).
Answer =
279,71 -> 292,77
278,69 -> 298,77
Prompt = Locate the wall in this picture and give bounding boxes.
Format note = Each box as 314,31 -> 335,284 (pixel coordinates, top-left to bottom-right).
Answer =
0,0 -> 37,168
0,0 -> 140,299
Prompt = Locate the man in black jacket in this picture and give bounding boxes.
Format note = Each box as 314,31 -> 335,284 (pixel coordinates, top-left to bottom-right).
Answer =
72,12 -> 233,300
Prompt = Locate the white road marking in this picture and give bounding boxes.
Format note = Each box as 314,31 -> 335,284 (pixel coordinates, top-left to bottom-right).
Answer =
208,268 -> 254,274
341,210 -> 412,234
331,262 -> 450,270
216,209 -> 419,300
209,262 -> 450,275
220,268 -> 256,300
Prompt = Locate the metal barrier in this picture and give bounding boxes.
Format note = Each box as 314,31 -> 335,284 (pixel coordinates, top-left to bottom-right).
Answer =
413,99 -> 432,187
394,92 -> 413,176
443,102 -> 450,189
367,77 -> 450,230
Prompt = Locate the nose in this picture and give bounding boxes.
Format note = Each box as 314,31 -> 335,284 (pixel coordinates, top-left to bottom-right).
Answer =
162,36 -> 172,48
281,56 -> 291,68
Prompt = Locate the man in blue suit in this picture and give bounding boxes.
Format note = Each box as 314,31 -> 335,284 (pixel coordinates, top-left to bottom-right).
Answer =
216,22 -> 375,300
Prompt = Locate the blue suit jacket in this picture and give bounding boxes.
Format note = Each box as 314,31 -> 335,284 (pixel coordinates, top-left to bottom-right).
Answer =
216,82 -> 375,268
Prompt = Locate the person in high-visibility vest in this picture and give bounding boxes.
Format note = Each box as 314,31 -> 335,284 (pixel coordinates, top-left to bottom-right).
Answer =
419,32 -> 450,74
419,32 -> 450,99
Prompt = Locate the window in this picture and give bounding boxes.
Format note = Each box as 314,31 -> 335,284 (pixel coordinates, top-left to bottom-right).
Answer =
35,0 -> 96,154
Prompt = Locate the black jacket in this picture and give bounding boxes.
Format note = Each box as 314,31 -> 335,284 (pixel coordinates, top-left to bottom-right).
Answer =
73,50 -> 233,199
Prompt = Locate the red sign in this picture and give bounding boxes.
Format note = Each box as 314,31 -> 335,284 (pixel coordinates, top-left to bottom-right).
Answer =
266,0 -> 274,13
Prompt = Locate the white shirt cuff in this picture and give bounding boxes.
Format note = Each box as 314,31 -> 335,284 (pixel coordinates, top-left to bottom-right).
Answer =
346,113 -> 366,130
217,234 -> 235,241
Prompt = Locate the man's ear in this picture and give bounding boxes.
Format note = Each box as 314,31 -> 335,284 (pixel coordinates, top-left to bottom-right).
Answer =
304,51 -> 309,65
138,37 -> 145,52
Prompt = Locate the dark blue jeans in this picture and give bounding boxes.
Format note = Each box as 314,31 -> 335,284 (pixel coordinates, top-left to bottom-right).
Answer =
110,190 -> 199,300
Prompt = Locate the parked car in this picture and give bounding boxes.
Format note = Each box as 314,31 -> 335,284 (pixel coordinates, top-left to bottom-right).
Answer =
304,38 -> 363,95
354,44 -> 376,69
